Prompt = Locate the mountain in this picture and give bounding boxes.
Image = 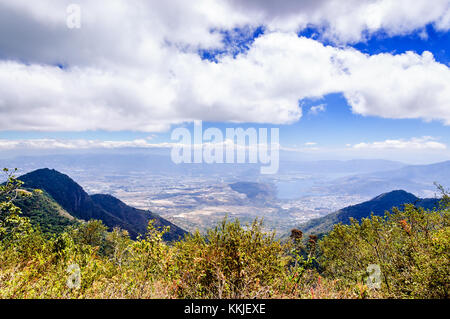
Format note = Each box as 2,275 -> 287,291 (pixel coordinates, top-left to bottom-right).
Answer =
298,190 -> 440,235
278,159 -> 406,176
370,160 -> 450,184
229,182 -> 274,200
90,194 -> 187,240
18,168 -> 187,241
314,160 -> 450,197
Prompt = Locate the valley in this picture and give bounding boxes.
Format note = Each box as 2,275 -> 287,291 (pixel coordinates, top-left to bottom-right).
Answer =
66,171 -> 369,234
1,153 -> 448,235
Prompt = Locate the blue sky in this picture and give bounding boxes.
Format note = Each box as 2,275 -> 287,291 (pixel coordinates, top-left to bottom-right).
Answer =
0,1 -> 449,163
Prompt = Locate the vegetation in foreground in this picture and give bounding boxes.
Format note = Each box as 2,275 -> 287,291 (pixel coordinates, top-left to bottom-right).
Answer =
0,169 -> 448,299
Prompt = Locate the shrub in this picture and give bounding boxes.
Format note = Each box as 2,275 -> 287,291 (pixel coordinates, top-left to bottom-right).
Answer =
319,198 -> 450,298
170,219 -> 289,298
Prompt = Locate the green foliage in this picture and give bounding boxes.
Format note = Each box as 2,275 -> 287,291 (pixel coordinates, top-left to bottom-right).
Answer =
170,219 -> 289,298
14,189 -> 77,234
286,230 -> 318,294
319,193 -> 450,298
129,221 -> 170,280
69,220 -> 108,248
0,168 -> 35,245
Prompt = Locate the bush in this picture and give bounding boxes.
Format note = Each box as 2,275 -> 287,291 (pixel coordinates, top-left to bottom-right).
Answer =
170,219 -> 289,298
319,199 -> 450,298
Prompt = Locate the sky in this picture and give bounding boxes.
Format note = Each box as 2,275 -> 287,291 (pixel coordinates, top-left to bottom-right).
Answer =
0,0 -> 449,164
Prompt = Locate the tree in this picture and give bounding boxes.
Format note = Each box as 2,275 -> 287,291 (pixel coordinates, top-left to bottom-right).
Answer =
0,168 -> 34,243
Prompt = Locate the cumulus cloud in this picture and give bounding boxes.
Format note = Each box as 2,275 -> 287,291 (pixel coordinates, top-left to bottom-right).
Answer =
341,51 -> 450,124
0,1 -> 449,132
352,136 -> 447,150
227,0 -> 450,43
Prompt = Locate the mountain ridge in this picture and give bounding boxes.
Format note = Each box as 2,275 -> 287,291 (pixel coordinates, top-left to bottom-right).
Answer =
18,168 -> 187,241
315,160 -> 450,197
297,189 -> 440,235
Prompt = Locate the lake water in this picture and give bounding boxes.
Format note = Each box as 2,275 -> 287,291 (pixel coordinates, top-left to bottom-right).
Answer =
275,179 -> 316,199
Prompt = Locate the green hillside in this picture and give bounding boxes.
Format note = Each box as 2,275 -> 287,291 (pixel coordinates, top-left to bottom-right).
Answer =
298,190 -> 440,235
10,189 -> 77,234
91,194 -> 187,241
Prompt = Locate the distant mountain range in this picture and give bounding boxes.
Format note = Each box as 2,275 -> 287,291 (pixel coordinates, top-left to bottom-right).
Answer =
278,159 -> 406,175
0,154 -> 414,180
3,154 -> 448,198
313,160 -> 450,197
298,190 -> 440,235
17,168 -> 187,241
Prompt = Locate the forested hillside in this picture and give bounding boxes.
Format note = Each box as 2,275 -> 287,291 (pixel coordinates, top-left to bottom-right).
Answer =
12,188 -> 77,234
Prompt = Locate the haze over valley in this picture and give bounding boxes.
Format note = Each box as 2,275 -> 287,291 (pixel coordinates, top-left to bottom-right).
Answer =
2,152 -> 447,235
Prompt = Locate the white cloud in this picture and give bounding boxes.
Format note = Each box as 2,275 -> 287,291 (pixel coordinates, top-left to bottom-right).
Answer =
0,137 -> 281,152
281,144 -> 320,152
341,51 -> 450,125
0,1 -> 449,132
352,136 -> 447,150
309,104 -> 326,115
0,138 -> 176,150
226,0 -> 450,43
